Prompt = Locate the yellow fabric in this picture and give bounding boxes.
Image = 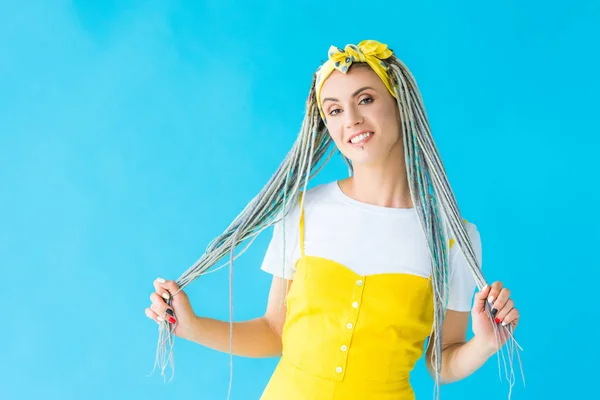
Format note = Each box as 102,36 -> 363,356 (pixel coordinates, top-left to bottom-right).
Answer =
315,40 -> 397,120
261,196 -> 436,400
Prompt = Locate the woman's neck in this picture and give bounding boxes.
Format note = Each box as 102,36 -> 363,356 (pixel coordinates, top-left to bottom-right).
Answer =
337,145 -> 413,209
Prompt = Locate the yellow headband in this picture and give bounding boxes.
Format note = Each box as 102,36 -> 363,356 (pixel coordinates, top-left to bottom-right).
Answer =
315,40 -> 396,120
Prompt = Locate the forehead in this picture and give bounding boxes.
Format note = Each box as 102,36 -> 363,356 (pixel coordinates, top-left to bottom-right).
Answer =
320,66 -> 385,97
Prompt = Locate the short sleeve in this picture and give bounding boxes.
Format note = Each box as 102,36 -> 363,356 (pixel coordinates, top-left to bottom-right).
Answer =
446,222 -> 483,312
260,206 -> 300,280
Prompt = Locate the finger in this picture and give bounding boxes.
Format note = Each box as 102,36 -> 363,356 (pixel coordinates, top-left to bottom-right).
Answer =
494,298 -> 514,323
149,292 -> 177,324
154,278 -> 182,302
153,278 -> 174,301
472,284 -> 491,312
491,287 -> 511,318
500,308 -> 520,327
149,292 -> 170,315
487,281 -> 503,309
144,307 -> 164,324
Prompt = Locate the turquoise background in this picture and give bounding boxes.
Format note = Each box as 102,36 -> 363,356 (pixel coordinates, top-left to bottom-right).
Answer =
1,0 -> 598,399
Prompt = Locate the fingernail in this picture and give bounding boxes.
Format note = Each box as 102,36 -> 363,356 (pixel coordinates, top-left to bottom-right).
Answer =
166,309 -> 174,316
501,321 -> 507,326
481,285 -> 488,291
161,293 -> 170,300
168,317 -> 177,324
487,295 -> 495,305
491,308 -> 498,316
157,277 -> 166,283
157,316 -> 164,322
495,317 -> 501,324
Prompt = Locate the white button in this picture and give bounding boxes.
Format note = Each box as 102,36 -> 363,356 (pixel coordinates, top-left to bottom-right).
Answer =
346,322 -> 353,329
352,301 -> 359,308
340,345 -> 348,352
356,279 -> 363,286
336,366 -> 343,373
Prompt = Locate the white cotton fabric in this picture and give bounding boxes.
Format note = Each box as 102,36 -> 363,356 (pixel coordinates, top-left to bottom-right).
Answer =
261,181 -> 483,312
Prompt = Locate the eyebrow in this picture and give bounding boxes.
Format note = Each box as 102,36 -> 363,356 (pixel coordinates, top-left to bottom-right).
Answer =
321,86 -> 375,106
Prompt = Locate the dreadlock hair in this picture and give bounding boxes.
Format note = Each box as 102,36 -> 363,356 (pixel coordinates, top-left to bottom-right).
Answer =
151,54 -> 524,400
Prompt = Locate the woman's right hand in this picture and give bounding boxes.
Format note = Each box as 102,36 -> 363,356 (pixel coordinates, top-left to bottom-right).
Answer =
145,278 -> 197,340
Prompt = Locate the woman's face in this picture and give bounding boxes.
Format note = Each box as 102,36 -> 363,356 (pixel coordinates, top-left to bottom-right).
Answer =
319,65 -> 402,166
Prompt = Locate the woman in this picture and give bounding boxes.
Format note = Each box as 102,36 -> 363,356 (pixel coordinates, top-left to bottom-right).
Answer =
145,40 -> 521,399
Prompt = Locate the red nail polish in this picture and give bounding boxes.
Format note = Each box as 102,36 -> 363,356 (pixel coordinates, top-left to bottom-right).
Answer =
168,317 -> 177,324
495,317 -> 501,324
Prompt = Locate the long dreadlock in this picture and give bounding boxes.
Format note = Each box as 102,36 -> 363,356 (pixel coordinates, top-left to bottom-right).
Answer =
151,47 -> 523,400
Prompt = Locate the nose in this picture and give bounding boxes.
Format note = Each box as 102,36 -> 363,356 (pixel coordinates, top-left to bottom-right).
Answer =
344,107 -> 364,129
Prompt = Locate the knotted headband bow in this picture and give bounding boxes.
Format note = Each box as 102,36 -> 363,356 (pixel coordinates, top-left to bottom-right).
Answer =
315,40 -> 397,120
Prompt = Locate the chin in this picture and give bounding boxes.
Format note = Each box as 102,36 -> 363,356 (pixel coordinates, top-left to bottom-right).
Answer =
343,142 -> 401,168
344,150 -> 382,167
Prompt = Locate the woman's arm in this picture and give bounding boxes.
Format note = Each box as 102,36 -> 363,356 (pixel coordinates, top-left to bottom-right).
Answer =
424,310 -> 496,384
424,282 -> 519,384
185,276 -> 291,357
147,276 -> 291,358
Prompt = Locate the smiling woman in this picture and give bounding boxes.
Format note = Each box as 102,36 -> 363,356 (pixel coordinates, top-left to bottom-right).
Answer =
320,65 -> 404,164
145,40 -> 523,400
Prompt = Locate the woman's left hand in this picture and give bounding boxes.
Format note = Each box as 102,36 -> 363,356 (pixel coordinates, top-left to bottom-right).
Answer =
471,281 -> 520,352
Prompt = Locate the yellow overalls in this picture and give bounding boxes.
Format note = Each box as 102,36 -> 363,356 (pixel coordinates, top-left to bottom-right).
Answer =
261,198 -> 435,399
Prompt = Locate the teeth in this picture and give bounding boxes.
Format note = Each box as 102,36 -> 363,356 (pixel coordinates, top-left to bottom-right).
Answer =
350,132 -> 373,144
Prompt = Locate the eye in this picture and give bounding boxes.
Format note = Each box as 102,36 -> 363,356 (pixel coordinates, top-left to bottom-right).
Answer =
359,96 -> 373,105
328,108 -> 342,116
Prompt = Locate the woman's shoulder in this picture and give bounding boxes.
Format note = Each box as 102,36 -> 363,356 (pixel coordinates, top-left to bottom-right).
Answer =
277,182 -> 334,223
446,217 -> 481,258
463,219 -> 479,235
303,181 -> 337,203
450,218 -> 480,237
448,218 -> 483,266
299,181 -> 337,206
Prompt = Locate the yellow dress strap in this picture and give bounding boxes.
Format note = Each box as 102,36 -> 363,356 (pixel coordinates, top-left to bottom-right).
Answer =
298,192 -> 305,258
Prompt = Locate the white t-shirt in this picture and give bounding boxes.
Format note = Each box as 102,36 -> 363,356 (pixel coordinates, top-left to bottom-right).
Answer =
260,181 -> 483,312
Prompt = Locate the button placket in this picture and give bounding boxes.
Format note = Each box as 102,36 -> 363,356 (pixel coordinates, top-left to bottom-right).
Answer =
333,275 -> 366,381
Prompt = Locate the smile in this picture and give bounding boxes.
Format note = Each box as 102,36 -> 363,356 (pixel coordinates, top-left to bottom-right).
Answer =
348,131 -> 374,147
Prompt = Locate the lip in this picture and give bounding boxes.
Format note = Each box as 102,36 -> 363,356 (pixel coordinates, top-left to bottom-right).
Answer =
347,130 -> 374,146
